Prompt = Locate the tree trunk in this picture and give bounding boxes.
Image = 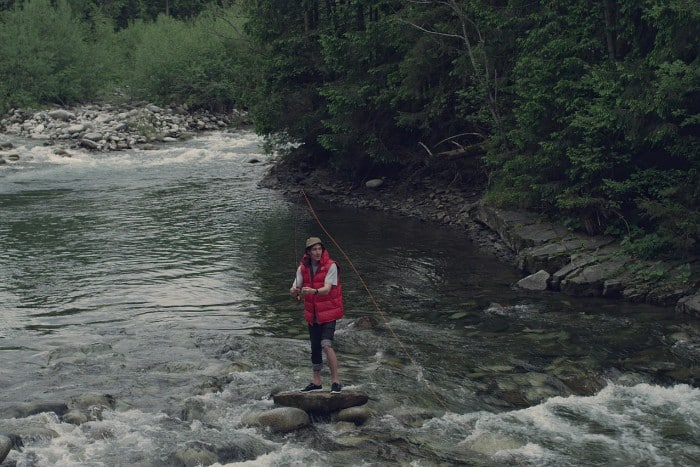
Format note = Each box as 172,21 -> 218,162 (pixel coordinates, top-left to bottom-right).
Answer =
602,0 -> 618,59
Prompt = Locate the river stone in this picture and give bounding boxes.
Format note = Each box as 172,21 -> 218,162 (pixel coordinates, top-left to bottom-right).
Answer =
676,292 -> 700,317
83,132 -> 103,142
0,435 -> 11,464
560,256 -> 630,297
81,138 -> 100,149
336,406 -> 374,425
69,393 -> 115,409
247,407 -> 310,433
3,401 -> 69,418
365,178 -> 384,188
273,390 -> 369,414
48,109 -> 75,121
66,123 -> 87,133
61,409 -> 89,425
168,445 -> 218,466
516,269 -> 550,291
550,253 -> 597,289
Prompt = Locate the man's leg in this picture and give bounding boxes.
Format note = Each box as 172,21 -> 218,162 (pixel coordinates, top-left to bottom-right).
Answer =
323,345 -> 339,384
320,321 -> 339,385
309,324 -> 323,385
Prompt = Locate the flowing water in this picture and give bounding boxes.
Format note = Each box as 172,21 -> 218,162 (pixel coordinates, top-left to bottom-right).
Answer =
0,131 -> 698,466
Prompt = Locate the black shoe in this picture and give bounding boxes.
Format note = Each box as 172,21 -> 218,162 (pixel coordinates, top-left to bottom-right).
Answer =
330,382 -> 342,393
301,383 -> 322,392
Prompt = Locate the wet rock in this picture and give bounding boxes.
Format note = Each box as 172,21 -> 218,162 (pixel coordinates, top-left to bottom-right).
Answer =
83,131 -> 103,142
0,435 -> 11,464
676,293 -> 700,317
68,393 -> 115,410
80,138 -> 100,150
1,104 -> 245,155
475,205 -> 568,252
61,409 -> 89,425
550,253 -> 598,290
3,401 -> 69,418
48,109 -> 75,121
365,178 -> 384,188
272,390 -> 369,414
517,269 -> 550,291
517,237 -> 613,274
168,443 -> 219,467
244,407 -> 310,433
560,255 -> 631,297
2,425 -> 59,443
336,406 -> 374,425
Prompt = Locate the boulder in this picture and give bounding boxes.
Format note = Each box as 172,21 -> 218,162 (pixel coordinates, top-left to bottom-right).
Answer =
80,138 -> 100,150
0,435 -> 11,464
336,406 -> 374,425
676,293 -> 700,317
48,109 -> 75,121
517,269 -> 550,291
560,255 -> 631,297
245,407 -> 310,433
167,445 -> 218,466
2,401 -> 69,418
365,178 -> 384,189
272,390 -> 369,414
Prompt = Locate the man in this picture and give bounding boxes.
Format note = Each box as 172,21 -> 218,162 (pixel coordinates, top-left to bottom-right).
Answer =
290,236 -> 344,393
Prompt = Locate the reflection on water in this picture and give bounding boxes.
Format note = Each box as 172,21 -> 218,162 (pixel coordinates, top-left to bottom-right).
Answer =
0,131 -> 698,466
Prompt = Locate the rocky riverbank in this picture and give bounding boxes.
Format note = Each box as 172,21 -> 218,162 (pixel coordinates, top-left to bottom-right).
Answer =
260,157 -> 700,318
0,102 -> 248,160
2,103 -> 698,317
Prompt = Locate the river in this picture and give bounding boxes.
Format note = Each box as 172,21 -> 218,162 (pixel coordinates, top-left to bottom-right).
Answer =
0,130 -> 698,466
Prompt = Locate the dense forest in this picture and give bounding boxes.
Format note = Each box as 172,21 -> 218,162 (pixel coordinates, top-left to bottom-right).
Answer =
1,0 -> 698,260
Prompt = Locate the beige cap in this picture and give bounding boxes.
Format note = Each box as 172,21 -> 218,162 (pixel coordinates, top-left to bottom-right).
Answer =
305,236 -> 323,248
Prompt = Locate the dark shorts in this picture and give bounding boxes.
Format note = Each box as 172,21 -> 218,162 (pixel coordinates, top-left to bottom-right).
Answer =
309,321 -> 336,369
309,321 -> 336,348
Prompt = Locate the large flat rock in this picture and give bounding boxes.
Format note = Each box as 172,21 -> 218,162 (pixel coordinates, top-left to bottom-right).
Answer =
272,390 -> 369,414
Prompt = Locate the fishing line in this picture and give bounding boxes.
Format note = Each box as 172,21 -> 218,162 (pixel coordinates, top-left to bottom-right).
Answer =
296,189 -> 449,411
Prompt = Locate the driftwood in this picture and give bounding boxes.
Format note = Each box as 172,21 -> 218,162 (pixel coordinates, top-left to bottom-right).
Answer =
435,144 -> 483,158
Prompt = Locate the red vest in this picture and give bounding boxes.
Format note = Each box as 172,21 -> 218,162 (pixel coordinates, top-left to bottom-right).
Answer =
300,250 -> 344,325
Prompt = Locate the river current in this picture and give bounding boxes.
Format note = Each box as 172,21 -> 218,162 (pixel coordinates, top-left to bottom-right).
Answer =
0,131 -> 698,466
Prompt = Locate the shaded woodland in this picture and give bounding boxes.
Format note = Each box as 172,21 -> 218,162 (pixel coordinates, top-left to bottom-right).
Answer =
1,0 -> 698,259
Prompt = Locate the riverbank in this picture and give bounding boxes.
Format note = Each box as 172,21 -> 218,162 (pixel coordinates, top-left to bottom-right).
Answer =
0,102 -> 247,159
260,155 -> 700,318
2,103 -> 698,317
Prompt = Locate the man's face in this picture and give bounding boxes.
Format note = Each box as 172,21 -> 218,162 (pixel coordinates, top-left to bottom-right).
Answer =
309,244 -> 323,261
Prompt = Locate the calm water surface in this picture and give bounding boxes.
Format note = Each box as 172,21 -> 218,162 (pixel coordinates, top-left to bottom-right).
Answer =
0,131 -> 698,466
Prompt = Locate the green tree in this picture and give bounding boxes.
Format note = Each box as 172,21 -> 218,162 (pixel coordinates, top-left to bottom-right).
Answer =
117,6 -> 248,111
489,0 -> 699,256
0,0 -> 109,110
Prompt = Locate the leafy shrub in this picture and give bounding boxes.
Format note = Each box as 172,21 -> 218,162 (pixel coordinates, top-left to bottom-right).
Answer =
0,0 -> 107,110
117,7 -> 248,111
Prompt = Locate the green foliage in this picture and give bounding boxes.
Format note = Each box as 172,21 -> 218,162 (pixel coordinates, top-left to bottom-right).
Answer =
0,0 -> 108,110
117,7 -> 248,111
0,1 -> 250,113
486,0 -> 699,256
0,0 -> 698,259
